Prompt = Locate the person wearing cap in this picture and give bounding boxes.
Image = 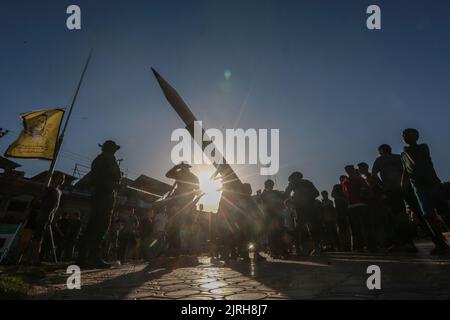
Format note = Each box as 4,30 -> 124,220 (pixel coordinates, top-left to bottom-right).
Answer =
77,140 -> 122,268
164,162 -> 200,256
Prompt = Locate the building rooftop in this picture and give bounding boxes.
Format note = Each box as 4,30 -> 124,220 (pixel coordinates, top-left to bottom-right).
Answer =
30,170 -> 78,186
131,174 -> 172,196
0,156 -> 21,171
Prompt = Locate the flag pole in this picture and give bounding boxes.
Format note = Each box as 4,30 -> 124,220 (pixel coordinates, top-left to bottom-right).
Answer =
41,50 -> 92,264
44,49 -> 93,187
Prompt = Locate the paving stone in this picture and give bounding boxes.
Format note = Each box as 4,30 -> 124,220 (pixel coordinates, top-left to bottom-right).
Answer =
164,289 -> 201,298
238,280 -> 264,287
179,295 -> 215,300
192,278 -> 218,284
161,284 -> 191,291
138,296 -> 172,300
224,277 -> 250,283
126,291 -> 161,299
200,281 -> 229,289
210,287 -> 245,295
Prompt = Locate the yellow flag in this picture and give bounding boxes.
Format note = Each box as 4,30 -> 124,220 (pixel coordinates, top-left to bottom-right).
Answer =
4,108 -> 65,160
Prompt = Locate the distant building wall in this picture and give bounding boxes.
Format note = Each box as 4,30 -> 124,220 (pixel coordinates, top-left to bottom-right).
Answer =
0,172 -> 174,224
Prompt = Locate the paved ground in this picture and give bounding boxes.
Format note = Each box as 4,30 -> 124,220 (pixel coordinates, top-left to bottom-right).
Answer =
29,242 -> 450,300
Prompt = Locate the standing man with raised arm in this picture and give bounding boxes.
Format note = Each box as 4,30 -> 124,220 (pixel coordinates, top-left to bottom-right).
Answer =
165,162 -> 200,256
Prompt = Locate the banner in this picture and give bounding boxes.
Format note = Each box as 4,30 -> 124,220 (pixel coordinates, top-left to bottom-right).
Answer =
4,108 -> 64,160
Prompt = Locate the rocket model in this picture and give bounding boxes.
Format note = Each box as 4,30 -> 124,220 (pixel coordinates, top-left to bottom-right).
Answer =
151,68 -> 242,187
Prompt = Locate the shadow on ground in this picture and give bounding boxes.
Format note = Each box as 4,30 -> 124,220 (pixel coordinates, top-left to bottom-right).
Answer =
29,242 -> 450,300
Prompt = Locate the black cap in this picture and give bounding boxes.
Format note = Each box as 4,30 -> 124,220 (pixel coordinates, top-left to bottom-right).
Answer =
99,140 -> 120,151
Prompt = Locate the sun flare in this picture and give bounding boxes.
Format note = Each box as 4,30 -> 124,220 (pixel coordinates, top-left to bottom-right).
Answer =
197,168 -> 222,213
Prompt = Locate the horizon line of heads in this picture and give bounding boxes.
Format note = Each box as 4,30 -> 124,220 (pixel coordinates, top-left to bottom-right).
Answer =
263,128 -> 422,195
49,128 -> 422,193
344,128 -> 420,179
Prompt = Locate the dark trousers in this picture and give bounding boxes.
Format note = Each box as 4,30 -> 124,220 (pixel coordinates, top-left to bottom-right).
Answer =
222,222 -> 259,260
296,206 -> 321,253
55,235 -> 64,260
323,220 -> 340,251
118,233 -> 135,262
304,216 -> 322,250
336,206 -> 351,251
63,239 -> 76,261
166,220 -> 181,256
39,231 -> 54,261
405,186 -> 449,248
238,228 -> 251,258
384,189 -> 415,246
219,226 -> 242,260
295,220 -> 312,255
267,216 -> 285,256
348,205 -> 372,251
77,193 -> 114,263
412,183 -> 450,219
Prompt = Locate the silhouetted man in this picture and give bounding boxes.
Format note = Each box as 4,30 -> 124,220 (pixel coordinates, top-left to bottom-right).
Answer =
77,140 -> 122,268
332,176 -> 350,251
165,162 -> 200,256
25,172 -> 65,264
401,128 -> 450,255
235,183 -> 266,262
342,165 -> 371,251
261,179 -> 285,258
357,162 -> 382,250
117,208 -> 139,263
319,191 -> 340,251
372,144 -> 418,252
214,165 -> 238,261
285,171 -> 320,255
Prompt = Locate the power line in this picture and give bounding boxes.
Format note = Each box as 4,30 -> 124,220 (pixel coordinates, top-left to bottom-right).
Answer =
59,151 -> 91,166
61,148 -> 92,162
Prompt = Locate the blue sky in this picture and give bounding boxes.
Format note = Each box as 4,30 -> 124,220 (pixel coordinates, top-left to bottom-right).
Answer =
1,0 -> 450,195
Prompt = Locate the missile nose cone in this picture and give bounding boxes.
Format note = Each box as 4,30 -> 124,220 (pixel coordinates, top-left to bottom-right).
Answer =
151,67 -> 160,78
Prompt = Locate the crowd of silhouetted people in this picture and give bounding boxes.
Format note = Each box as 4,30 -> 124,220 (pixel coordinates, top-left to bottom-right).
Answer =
18,128 -> 450,268
36,208 -> 141,264
210,128 -> 450,262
